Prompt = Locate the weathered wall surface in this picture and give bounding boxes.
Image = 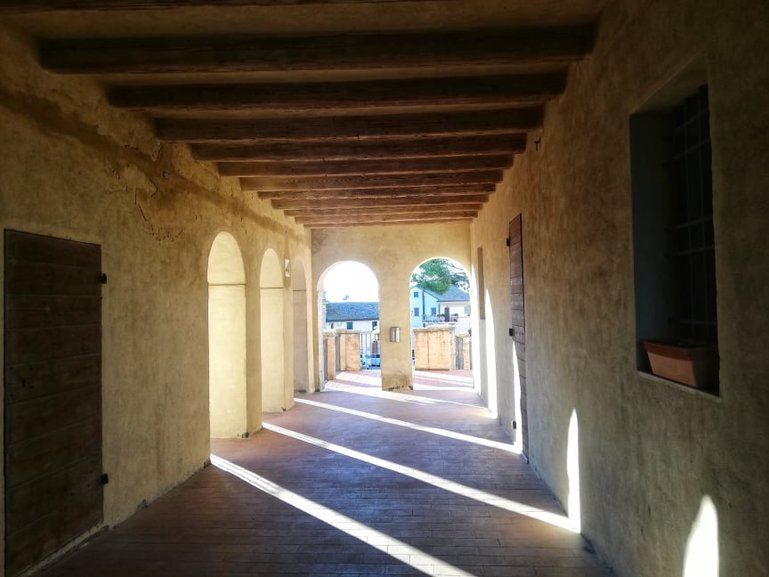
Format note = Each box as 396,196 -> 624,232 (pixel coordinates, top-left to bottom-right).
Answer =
413,325 -> 455,370
471,0 -> 769,576
0,22 -> 312,561
312,224 -> 470,390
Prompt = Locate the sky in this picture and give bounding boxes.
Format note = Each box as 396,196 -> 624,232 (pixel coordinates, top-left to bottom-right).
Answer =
322,261 -> 379,302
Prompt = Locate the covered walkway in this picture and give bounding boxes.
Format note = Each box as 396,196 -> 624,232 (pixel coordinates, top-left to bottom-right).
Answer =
38,372 -> 611,577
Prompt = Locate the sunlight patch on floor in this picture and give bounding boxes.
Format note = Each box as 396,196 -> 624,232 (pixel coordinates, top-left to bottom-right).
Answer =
412,371 -> 474,385
324,381 -> 439,405
331,371 -> 383,388
265,423 -> 576,532
295,397 -> 520,453
210,454 -> 477,577
322,382 -> 488,411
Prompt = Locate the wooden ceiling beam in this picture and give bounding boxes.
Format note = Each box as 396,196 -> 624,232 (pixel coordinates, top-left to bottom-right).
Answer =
156,108 -> 543,143
241,170 -> 502,192
220,156 -> 512,177
302,218 -> 473,229
108,74 -> 565,112
1,0 -> 436,11
39,28 -> 592,74
297,214 -> 476,227
284,203 -> 483,217
257,184 -> 496,200
193,134 -> 526,161
271,194 -> 488,210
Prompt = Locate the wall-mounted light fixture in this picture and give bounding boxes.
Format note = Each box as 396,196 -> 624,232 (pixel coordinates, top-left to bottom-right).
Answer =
284,259 -> 291,278
389,327 -> 401,343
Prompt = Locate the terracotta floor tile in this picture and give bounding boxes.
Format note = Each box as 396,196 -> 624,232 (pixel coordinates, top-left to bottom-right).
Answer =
37,371 -> 611,577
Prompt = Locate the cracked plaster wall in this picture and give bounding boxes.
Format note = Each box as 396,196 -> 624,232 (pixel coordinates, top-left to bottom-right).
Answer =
0,23 -> 312,562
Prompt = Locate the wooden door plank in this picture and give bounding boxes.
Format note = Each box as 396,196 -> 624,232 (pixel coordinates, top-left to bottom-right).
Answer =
5,295 -> 101,329
5,325 -> 101,365
5,385 -> 101,447
4,355 -> 101,404
5,262 -> 102,296
4,230 -> 103,577
509,215 -> 528,458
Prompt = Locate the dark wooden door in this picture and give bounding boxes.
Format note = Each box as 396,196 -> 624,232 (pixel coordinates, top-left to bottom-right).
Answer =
4,231 -> 103,577
509,215 -> 528,458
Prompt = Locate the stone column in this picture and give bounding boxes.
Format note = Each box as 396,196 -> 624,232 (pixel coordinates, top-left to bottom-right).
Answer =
323,331 -> 336,382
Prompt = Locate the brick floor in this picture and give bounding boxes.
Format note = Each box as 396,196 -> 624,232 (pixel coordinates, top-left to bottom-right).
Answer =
38,371 -> 613,577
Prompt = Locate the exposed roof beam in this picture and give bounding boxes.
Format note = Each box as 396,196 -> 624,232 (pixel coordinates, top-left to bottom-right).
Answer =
0,0 -> 432,11
298,214 -> 475,227
220,156 -> 512,177
108,74 -> 565,112
156,108 -> 543,143
256,185 -> 495,200
39,28 -> 592,74
284,204 -> 483,217
193,134 -> 526,161
241,170 -> 502,192
271,194 -> 488,210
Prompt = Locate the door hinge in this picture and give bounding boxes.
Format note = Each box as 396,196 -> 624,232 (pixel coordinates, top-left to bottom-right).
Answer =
509,327 -> 515,337
512,421 -> 518,430
99,473 -> 109,485
100,273 -> 108,285
505,237 -> 511,247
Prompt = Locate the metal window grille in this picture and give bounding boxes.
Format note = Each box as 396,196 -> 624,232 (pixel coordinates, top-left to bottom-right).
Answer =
668,85 -> 717,341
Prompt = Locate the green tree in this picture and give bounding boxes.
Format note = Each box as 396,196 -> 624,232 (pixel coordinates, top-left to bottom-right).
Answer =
411,258 -> 468,294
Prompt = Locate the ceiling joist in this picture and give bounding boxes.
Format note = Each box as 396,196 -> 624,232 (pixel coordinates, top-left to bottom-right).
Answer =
192,134 -> 527,162
241,170 -> 502,192
298,215 -> 475,228
39,27 -> 592,74
219,156 -> 512,177
285,204 -> 483,217
271,193 -> 489,210
108,74 -> 565,112
256,185 -> 496,200
0,0 -> 436,12
156,108 -> 543,144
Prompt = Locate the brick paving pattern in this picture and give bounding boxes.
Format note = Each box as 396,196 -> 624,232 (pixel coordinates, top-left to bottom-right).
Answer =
39,371 -> 612,577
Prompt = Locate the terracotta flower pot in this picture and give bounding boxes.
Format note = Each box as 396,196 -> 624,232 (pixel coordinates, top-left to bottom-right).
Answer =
643,340 -> 719,389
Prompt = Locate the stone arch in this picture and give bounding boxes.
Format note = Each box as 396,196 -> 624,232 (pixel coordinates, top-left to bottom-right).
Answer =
260,248 -> 287,412
207,232 -> 248,438
317,261 -> 380,384
409,256 -> 473,377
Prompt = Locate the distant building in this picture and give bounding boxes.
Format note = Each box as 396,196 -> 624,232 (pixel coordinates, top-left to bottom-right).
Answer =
410,285 -> 471,333
324,301 -> 379,332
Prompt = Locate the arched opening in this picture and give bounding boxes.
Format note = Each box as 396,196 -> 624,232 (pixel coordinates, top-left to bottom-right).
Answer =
318,261 -> 380,386
409,257 -> 474,390
207,232 -> 248,438
260,248 -> 286,412
292,258 -> 312,394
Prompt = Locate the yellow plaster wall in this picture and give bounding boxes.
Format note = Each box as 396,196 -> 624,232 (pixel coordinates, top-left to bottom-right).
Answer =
471,0 -> 769,575
0,23 -> 313,561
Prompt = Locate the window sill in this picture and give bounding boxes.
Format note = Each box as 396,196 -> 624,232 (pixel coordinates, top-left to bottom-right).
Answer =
637,370 -> 721,402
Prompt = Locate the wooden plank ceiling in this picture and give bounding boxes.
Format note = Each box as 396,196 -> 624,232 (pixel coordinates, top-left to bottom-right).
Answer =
2,0 -> 598,228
